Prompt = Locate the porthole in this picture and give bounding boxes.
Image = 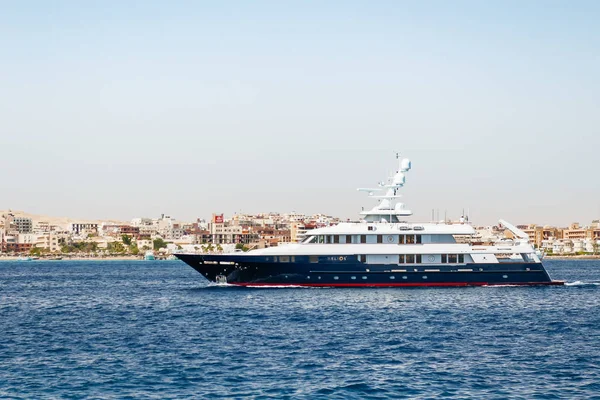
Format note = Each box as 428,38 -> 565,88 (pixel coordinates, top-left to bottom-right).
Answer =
307,276 -> 311,279
503,275 -> 508,279
402,276 -> 408,280
334,276 -> 339,280
318,276 -> 321,280
390,276 -> 395,280
351,276 -> 356,280
423,276 -> 428,280
362,276 -> 367,280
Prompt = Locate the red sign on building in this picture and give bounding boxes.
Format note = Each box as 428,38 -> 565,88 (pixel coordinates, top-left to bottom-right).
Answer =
213,214 -> 224,223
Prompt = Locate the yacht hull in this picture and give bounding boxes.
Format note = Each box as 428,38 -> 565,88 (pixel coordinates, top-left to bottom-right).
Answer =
176,254 -> 564,287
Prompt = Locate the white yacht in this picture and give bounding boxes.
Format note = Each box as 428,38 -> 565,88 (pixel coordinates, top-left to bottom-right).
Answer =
176,156 -> 563,287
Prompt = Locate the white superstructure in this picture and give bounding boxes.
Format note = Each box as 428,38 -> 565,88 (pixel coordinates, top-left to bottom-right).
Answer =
245,155 -> 541,266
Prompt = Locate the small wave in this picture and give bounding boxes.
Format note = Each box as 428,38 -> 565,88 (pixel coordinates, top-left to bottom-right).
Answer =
565,281 -> 600,287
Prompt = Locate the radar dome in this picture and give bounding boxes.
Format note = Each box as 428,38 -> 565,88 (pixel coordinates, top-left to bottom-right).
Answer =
393,172 -> 406,185
400,159 -> 412,172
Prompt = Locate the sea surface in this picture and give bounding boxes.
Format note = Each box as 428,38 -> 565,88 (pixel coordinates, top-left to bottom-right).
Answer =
1,259 -> 599,399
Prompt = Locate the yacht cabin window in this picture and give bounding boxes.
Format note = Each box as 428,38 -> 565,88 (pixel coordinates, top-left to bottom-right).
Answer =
303,236 -> 316,244
345,235 -> 352,244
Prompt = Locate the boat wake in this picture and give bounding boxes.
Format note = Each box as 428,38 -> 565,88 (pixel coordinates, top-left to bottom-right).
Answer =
565,281 -> 600,287
197,283 -> 327,289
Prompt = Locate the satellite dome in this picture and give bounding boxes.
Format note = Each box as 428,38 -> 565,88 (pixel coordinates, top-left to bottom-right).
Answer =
400,159 -> 411,172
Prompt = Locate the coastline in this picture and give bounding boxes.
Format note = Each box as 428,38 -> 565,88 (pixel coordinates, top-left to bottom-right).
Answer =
545,255 -> 600,260
0,256 -> 174,261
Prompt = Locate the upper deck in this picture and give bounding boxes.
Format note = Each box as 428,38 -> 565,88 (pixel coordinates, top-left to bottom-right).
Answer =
307,222 -> 476,236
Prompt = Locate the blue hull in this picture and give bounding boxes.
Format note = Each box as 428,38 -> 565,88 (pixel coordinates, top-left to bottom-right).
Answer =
176,254 -> 564,287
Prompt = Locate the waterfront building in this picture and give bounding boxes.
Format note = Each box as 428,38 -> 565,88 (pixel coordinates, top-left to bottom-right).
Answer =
136,239 -> 154,251
563,223 -> 587,240
155,214 -> 185,240
71,223 -> 99,236
102,224 -> 140,238
33,232 -> 70,252
252,227 -> 292,246
14,217 -> 33,234
210,214 -> 259,244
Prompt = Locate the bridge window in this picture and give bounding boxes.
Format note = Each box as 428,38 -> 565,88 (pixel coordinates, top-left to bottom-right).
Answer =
398,235 -> 405,244
416,235 -> 422,244
406,254 -> 415,263
441,254 -> 447,263
360,235 -> 367,244
345,235 -> 352,244
317,236 -> 324,244
406,235 -> 415,244
458,254 -> 464,263
377,235 -> 383,244
448,254 -> 457,263
333,235 -> 339,244
398,254 -> 405,263
416,254 -> 422,264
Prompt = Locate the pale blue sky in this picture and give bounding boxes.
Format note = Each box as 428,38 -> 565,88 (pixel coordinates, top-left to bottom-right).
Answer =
1,1 -> 599,225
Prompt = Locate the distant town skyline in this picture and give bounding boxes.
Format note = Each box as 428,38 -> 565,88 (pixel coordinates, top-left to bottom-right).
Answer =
2,1 -> 599,226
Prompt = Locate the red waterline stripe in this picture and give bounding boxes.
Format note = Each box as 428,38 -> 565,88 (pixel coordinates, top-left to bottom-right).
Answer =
232,281 -> 565,288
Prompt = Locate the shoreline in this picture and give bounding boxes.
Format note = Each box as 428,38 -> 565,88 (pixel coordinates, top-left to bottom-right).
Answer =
545,255 -> 600,260
0,256 -> 177,261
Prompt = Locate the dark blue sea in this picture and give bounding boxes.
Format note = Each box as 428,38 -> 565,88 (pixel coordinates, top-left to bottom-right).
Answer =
1,260 -> 599,399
